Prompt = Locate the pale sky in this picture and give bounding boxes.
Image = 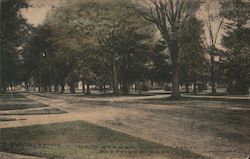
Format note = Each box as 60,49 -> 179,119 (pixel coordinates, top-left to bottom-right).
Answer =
22,0 -> 219,26
21,0 -> 63,26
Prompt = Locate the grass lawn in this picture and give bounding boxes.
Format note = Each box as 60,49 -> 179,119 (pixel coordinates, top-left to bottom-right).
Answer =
0,92 -> 67,115
0,121 -> 206,159
142,96 -> 250,103
0,93 -> 26,99
0,117 -> 16,122
0,108 -> 67,115
0,103 -> 47,111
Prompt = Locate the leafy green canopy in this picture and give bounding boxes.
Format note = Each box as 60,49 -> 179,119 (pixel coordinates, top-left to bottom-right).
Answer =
0,0 -> 29,91
179,17 -> 208,84
24,0 -> 155,92
220,0 -> 250,94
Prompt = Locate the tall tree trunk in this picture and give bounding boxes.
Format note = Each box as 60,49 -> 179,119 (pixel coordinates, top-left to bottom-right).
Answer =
170,40 -> 180,98
0,45 -> 2,96
193,81 -> 197,95
49,85 -> 52,92
43,85 -> 47,92
227,60 -> 233,94
55,84 -> 59,92
86,80 -> 91,95
112,59 -> 118,95
61,84 -> 65,93
81,80 -> 85,93
3,85 -> 6,93
122,79 -> 129,95
185,81 -> 189,93
193,74 -> 197,95
69,81 -> 75,94
103,82 -> 106,93
25,81 -> 29,91
137,82 -> 141,94
211,56 -> 216,95
99,85 -> 103,92
0,78 -> 1,96
227,71 -> 233,94
135,83 -> 138,91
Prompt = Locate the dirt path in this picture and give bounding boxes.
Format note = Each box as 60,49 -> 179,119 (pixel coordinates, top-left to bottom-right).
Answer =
0,93 -> 154,128
1,93 -> 249,159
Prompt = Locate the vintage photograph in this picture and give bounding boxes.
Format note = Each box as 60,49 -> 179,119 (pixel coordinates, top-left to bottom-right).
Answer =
0,0 -> 249,159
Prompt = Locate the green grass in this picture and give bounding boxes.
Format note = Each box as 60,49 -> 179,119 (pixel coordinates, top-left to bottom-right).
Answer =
0,93 -> 26,99
0,117 -> 16,122
141,96 -> 250,106
0,93 -> 66,115
0,108 -> 67,115
0,104 -> 47,111
0,121 -> 206,159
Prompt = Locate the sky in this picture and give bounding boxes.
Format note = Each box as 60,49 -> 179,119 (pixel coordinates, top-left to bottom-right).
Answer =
21,0 -> 63,26
22,0 -> 219,26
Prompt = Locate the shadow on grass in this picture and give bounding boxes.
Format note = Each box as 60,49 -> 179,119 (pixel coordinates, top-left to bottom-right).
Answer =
0,117 -> 17,122
67,92 -> 157,98
0,108 -> 67,116
141,96 -> 250,103
0,121 -> 208,159
0,93 -> 26,99
0,104 -> 48,111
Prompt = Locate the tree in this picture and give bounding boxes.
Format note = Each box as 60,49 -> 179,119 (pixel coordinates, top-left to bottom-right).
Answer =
203,1 -> 224,95
77,47 -> 98,95
47,0 -> 153,95
97,27 -> 124,95
119,34 -> 152,95
24,24 -> 57,92
139,0 -> 201,98
0,0 -> 28,94
98,26 -> 152,95
28,5 -> 100,94
43,0 -> 120,94
178,17 -> 208,94
222,28 -> 250,94
148,40 -> 171,89
95,0 -> 153,95
220,0 -> 250,94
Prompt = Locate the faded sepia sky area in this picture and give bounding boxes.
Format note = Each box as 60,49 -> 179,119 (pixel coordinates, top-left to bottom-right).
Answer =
21,0 -> 63,26
22,0 -> 218,26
